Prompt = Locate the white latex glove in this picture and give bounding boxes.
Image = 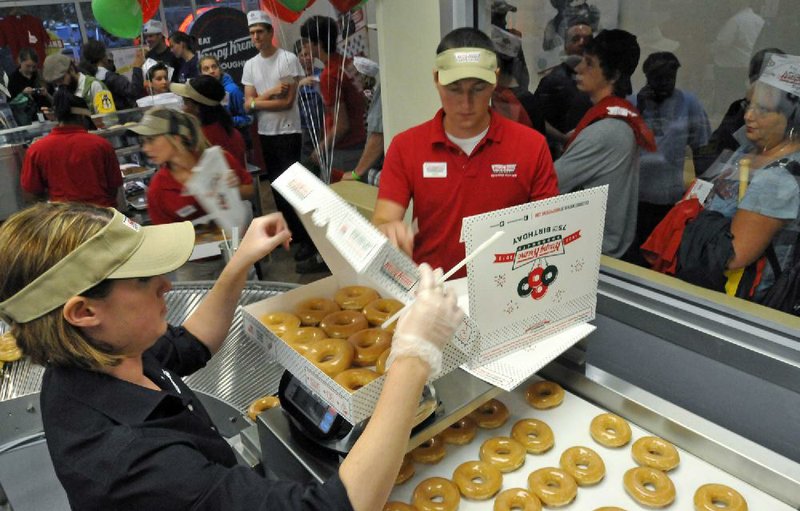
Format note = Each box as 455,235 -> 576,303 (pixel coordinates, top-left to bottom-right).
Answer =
387,263 -> 464,377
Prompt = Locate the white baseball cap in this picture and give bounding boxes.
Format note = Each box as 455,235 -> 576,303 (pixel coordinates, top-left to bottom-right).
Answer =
247,10 -> 272,27
353,56 -> 379,78
143,20 -> 164,35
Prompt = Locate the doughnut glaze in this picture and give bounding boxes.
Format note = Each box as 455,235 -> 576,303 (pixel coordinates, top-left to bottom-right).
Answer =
631,436 -> 680,471
590,413 -> 632,448
623,466 -> 676,508
511,418 -> 555,454
525,380 -> 565,409
452,460 -> 503,500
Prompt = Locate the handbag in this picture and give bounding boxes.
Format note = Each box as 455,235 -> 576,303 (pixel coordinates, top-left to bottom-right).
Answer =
759,234 -> 800,316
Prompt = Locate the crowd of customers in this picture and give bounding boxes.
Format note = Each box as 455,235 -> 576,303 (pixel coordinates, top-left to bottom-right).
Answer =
4,6 -> 799,312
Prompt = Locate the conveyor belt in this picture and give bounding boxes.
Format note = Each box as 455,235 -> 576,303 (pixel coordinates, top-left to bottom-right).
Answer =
387,377 -> 795,510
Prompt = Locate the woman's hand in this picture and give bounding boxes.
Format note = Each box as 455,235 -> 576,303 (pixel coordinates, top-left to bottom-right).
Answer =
224,169 -> 240,188
389,263 -> 464,376
232,213 -> 292,267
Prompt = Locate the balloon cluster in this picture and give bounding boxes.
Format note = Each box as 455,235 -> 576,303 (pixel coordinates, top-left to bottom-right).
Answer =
261,0 -> 368,23
92,0 -> 160,38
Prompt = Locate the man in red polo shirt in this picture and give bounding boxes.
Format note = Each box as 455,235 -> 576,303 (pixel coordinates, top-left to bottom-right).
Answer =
374,27 -> 558,280
300,16 -> 367,172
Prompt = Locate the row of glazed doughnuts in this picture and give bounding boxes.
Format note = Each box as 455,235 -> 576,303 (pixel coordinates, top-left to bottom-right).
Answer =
260,286 -> 405,392
386,381 -> 748,511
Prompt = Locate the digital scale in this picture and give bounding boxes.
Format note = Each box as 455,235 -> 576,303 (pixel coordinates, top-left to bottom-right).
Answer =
277,371 -> 439,455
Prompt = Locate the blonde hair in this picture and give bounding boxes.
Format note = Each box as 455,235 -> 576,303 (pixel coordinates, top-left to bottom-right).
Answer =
0,202 -> 125,370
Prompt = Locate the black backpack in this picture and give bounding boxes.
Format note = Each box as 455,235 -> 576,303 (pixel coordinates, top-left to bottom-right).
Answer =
759,159 -> 800,316
760,234 -> 800,316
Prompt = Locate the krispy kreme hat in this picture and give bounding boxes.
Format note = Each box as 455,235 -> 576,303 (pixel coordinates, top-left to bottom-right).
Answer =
247,10 -> 271,27
170,75 -> 224,106
143,20 -> 164,35
435,47 -> 498,85
0,209 -> 194,324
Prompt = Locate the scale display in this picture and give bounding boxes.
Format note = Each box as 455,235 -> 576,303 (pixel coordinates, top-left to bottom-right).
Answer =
280,372 -> 347,438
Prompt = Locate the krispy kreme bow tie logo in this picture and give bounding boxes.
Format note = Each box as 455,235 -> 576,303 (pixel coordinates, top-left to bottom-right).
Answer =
494,231 -> 581,270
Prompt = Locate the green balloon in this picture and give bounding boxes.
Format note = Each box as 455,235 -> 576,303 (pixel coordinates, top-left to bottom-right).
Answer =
280,0 -> 311,12
92,0 -> 143,39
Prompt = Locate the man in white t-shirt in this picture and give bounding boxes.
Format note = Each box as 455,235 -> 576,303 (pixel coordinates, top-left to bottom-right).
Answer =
242,10 -> 323,272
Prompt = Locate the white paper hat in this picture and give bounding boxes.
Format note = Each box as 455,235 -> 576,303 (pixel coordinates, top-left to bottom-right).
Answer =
143,20 -> 164,35
353,56 -> 379,77
758,53 -> 800,96
247,10 -> 271,27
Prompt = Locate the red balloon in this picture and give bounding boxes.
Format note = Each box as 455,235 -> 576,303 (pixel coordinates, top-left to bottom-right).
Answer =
261,0 -> 315,23
329,0 -> 362,12
138,0 -> 160,22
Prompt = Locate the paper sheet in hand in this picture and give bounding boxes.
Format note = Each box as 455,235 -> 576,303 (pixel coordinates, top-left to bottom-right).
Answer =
185,145 -> 247,235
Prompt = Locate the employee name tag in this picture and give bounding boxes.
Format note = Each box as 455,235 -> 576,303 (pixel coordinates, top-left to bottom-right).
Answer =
423,162 -> 447,178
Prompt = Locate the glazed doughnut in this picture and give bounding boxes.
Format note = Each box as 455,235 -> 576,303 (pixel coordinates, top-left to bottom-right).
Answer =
411,435 -> 446,464
294,297 -> 340,326
480,436 -> 527,472
375,348 -> 390,375
631,436 -> 681,471
395,454 -> 415,485
471,398 -> 510,429
412,477 -> 461,511
441,416 -> 478,445
559,446 -> 606,485
0,332 -> 22,363
334,285 -> 380,310
246,395 -> 280,421
319,310 -> 369,339
260,312 -> 301,335
282,327 -> 326,354
334,368 -> 379,392
525,380 -> 565,409
590,413 -> 632,448
494,488 -> 542,511
347,328 -> 392,366
511,418 -> 555,454
452,460 -> 503,500
623,466 -> 676,508
363,298 -> 404,330
694,483 -> 748,511
383,502 -> 416,511
593,508 -> 627,511
527,467 -> 578,507
303,338 -> 354,378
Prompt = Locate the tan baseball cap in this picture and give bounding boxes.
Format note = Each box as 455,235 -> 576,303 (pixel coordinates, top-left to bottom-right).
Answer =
0,209 -> 194,324
435,47 -> 498,85
125,107 -> 198,140
42,54 -> 73,83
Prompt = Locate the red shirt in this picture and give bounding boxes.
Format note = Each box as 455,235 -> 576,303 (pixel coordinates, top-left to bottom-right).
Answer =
319,54 -> 366,149
202,123 -> 247,169
0,15 -> 50,63
146,149 -> 253,225
378,109 -> 559,279
21,125 -> 122,207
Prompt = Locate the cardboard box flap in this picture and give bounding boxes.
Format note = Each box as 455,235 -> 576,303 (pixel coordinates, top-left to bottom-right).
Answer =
461,186 -> 608,365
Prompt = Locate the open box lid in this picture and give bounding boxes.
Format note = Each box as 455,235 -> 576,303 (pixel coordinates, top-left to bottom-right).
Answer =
459,186 -> 609,390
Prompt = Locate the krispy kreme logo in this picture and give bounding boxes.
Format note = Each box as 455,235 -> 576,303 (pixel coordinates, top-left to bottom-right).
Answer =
381,260 -> 416,291
455,51 -> 482,64
494,231 -> 581,270
779,70 -> 800,85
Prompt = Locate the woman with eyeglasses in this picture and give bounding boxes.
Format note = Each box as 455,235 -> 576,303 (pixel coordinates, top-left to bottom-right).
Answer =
680,73 -> 800,301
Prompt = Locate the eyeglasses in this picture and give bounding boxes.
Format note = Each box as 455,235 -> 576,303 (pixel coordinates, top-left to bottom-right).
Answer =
740,100 -> 778,116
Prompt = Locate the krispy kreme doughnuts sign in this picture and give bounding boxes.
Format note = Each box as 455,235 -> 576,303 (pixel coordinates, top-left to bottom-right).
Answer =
190,7 -> 257,84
